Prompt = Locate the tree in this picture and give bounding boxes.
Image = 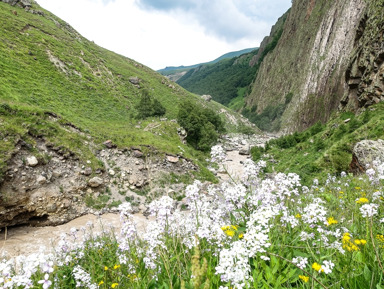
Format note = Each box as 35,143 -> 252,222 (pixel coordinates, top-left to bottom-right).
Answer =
135,89 -> 166,119
177,100 -> 225,151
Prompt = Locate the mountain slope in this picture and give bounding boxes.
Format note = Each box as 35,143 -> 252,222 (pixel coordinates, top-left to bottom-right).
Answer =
176,50 -> 259,106
157,48 -> 256,81
244,0 -> 384,132
0,0 -> 254,227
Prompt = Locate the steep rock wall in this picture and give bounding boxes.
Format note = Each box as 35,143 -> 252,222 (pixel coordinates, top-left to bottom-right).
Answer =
341,0 -> 384,111
245,0 -> 367,132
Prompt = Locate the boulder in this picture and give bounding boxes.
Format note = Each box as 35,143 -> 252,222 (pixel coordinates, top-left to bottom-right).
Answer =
201,94 -> 212,102
350,139 -> 384,173
88,177 -> 103,188
239,145 -> 250,155
132,149 -> 144,158
166,155 -> 179,163
129,76 -> 140,85
27,156 -> 38,167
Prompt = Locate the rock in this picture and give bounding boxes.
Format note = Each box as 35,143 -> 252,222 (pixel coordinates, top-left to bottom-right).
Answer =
26,156 -> 38,167
103,140 -> 116,149
129,76 -> 140,85
47,203 -> 57,213
132,149 -> 143,158
108,169 -> 115,176
350,139 -> 384,173
88,177 -> 103,188
201,94 -> 212,102
36,175 -> 47,185
239,146 -> 250,155
52,169 -> 62,178
166,155 -> 179,163
83,167 -> 92,176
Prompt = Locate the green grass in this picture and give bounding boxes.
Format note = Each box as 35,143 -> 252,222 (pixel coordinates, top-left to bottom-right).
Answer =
0,1 -> 249,181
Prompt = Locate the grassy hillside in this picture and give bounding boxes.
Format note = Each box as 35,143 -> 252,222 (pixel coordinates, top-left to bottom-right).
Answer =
0,1 -> 255,184
251,102 -> 384,184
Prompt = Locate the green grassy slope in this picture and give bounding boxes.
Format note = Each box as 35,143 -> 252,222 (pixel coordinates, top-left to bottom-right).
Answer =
0,2 -> 248,180
252,103 -> 384,184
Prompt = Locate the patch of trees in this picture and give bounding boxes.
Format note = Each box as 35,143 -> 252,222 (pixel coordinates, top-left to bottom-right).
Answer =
177,100 -> 225,151
135,89 -> 166,119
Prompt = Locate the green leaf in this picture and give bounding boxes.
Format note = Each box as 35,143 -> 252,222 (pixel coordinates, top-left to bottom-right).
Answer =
364,265 -> 372,282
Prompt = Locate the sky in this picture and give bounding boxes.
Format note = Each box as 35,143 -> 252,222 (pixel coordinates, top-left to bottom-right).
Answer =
36,0 -> 291,70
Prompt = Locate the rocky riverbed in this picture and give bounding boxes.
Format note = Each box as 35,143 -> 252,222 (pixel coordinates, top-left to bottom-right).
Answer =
0,133 -> 275,257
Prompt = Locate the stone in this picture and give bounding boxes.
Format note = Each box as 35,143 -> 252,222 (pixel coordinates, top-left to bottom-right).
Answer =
166,155 -> 179,163
88,177 -> 103,188
83,167 -> 92,176
103,140 -> 116,149
129,76 -> 140,85
26,156 -> 38,167
350,139 -> 384,173
201,94 -> 212,102
108,169 -> 115,176
36,175 -> 47,185
132,149 -> 143,158
239,146 -> 250,155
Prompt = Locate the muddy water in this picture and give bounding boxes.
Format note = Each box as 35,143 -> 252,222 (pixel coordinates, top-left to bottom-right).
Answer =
0,213 -> 151,258
1,150 -> 249,258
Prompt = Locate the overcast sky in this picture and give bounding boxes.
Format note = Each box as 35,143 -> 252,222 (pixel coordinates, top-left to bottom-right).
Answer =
36,0 -> 291,70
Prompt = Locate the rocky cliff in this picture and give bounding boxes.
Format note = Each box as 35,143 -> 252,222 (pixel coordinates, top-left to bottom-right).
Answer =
245,0 -> 383,132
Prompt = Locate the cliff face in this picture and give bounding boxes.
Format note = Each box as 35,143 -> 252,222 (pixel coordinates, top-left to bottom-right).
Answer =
341,0 -> 384,111
245,0 -> 383,132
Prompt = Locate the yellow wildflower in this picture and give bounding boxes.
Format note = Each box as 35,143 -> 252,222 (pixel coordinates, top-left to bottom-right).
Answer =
221,225 -> 238,237
113,264 -> 121,270
354,239 -> 361,245
355,187 -> 361,190
356,197 -> 369,204
327,217 -> 338,226
299,275 -> 309,283
377,234 -> 384,242
99,281 -> 104,286
104,266 -> 108,271
312,262 -> 323,272
239,233 -> 244,239
111,283 -> 119,288
295,213 -> 301,219
360,239 -> 367,245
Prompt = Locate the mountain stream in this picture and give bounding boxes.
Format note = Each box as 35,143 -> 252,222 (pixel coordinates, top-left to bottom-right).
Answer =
0,134 -> 271,258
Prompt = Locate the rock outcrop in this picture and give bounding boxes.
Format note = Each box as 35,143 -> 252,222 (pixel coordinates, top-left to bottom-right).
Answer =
0,138 -> 197,228
350,139 -> 384,173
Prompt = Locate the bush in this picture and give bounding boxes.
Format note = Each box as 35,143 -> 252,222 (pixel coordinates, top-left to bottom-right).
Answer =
177,100 -> 225,151
135,89 -> 166,119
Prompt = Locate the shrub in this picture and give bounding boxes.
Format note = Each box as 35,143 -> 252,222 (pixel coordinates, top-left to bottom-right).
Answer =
135,89 -> 166,119
177,100 -> 225,151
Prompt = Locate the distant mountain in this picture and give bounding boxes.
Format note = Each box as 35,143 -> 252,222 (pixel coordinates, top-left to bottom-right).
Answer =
176,49 -> 260,107
158,48 -> 257,81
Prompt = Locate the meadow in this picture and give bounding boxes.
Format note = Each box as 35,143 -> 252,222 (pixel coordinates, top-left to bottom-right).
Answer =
1,145 -> 383,288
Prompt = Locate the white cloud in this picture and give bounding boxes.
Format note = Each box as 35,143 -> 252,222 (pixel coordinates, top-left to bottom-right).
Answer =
36,0 -> 291,70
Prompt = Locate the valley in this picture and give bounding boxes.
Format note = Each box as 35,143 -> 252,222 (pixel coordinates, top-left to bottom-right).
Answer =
0,0 -> 384,287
